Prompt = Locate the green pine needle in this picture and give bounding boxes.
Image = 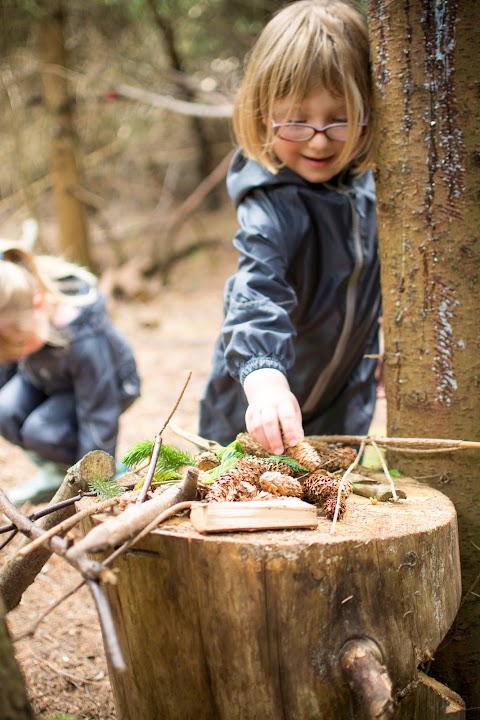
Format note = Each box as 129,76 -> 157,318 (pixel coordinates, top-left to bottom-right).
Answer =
121,439 -> 154,467
202,446 -> 244,485
158,444 -> 195,469
267,454 -> 308,474
88,475 -> 125,499
121,440 -> 195,473
153,468 -> 183,483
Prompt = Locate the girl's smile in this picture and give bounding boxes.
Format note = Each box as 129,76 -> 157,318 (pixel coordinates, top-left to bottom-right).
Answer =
272,87 -> 354,183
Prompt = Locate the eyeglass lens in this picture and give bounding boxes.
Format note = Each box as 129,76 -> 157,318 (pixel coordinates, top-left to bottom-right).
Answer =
276,123 -> 350,142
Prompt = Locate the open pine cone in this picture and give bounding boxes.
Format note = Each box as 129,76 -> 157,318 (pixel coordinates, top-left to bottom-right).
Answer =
284,439 -> 322,472
259,471 -> 303,498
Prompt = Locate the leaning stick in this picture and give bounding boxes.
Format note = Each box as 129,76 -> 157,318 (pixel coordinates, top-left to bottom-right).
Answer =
67,467 -> 199,558
17,496 -> 122,557
308,435 -> 480,451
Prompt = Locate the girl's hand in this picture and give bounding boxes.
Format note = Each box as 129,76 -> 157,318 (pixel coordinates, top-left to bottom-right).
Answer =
243,368 -> 304,455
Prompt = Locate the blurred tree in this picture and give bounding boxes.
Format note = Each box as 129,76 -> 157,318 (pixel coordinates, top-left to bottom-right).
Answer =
37,0 -> 92,266
0,596 -> 35,719
368,0 -> 480,708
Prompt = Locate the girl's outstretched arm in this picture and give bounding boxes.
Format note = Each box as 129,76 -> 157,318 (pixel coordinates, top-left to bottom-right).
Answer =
243,368 -> 304,455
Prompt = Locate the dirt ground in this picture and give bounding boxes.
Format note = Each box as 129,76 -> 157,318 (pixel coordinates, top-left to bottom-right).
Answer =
0,241 -> 386,720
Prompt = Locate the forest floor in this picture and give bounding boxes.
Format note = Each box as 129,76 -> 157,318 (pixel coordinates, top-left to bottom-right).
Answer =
0,240 -> 386,720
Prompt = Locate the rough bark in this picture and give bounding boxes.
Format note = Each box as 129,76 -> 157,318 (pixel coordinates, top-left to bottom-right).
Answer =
0,595 -> 35,720
367,0 -> 480,705
85,478 -> 461,719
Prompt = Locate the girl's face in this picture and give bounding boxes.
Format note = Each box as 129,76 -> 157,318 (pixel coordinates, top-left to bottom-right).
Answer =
272,86 -> 356,183
16,296 -> 50,358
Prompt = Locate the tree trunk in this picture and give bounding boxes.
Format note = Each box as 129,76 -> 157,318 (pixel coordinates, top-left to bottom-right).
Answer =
37,0 -> 92,267
83,477 -> 462,719
367,0 -> 480,706
0,596 -> 35,720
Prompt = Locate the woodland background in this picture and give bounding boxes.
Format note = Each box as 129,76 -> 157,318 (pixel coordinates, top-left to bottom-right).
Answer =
0,2 -> 272,718
1,1 -> 479,719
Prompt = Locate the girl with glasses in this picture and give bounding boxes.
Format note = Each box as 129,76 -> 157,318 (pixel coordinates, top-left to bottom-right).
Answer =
199,0 -> 381,455
0,244 -> 141,505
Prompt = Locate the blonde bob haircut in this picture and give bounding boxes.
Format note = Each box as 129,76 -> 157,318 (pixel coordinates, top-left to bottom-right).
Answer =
233,0 -> 374,175
0,244 -> 97,362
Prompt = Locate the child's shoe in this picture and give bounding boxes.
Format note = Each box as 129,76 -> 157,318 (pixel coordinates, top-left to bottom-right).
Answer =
8,462 -> 70,507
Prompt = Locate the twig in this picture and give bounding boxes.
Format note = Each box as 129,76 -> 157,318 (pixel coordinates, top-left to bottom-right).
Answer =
0,491 -> 98,535
115,81 -> 233,118
136,434 -> 163,504
14,579 -> 85,641
137,371 -> 193,503
0,528 -> 18,551
88,579 -> 126,672
308,434 -> 480,451
0,489 -> 123,670
370,440 -> 399,502
67,467 -> 199,557
158,371 -> 193,436
17,496 -> 121,557
16,498 -> 196,642
168,421 -> 222,451
33,654 -> 106,686
330,439 -> 366,535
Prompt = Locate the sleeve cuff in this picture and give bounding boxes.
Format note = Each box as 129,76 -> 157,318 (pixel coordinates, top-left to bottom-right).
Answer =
239,356 -> 287,385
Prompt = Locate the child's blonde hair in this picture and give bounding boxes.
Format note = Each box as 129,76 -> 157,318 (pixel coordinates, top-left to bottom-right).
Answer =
233,0 -> 374,175
0,244 -> 97,362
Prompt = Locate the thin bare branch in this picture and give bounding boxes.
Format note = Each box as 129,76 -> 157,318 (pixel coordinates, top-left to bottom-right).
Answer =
136,434 -> 163,504
370,440 -> 399,502
330,439 -> 366,535
308,434 -> 480,451
17,496 -> 121,557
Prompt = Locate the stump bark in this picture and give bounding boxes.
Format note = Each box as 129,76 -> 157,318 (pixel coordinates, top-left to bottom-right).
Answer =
83,476 -> 463,719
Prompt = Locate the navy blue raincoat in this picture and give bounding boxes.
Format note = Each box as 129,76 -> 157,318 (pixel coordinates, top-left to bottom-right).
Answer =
199,150 -> 381,445
0,274 -> 140,465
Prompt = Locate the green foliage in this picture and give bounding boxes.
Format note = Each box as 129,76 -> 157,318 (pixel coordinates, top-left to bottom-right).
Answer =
267,454 -> 308,474
121,439 -> 155,468
122,439 -> 195,485
388,468 -> 405,478
49,715 -> 82,720
88,475 -> 126,499
201,445 -> 244,485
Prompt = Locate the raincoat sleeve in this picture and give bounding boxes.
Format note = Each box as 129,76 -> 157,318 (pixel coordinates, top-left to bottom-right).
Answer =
222,189 -> 306,385
68,336 -> 122,459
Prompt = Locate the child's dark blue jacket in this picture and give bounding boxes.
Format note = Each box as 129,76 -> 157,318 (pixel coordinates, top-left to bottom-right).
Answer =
199,149 -> 381,445
0,275 -> 140,465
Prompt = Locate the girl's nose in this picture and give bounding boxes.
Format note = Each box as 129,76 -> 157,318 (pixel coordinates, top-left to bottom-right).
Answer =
307,130 -> 331,148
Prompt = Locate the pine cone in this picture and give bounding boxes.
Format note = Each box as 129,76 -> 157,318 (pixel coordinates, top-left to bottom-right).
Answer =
204,475 -> 260,502
234,458 -> 267,485
250,456 -> 297,477
236,432 -> 269,457
322,495 -> 347,521
259,471 -> 303,498
195,451 -> 220,471
284,439 -> 322,471
302,472 -> 339,504
334,474 -> 354,497
307,439 -> 358,471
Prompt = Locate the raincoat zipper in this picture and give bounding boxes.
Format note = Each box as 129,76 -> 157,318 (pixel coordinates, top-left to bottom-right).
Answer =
302,194 -> 364,414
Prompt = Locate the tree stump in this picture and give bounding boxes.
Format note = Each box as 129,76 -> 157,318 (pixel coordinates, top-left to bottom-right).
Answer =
84,476 -> 463,719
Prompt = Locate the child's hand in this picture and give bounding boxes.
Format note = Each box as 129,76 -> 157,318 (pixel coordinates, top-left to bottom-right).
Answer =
243,368 -> 304,455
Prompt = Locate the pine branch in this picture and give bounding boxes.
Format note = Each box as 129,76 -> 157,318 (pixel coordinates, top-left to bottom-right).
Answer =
88,476 -> 125,500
